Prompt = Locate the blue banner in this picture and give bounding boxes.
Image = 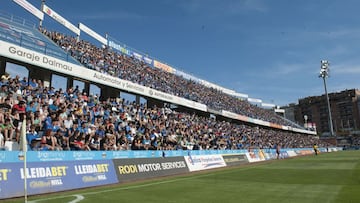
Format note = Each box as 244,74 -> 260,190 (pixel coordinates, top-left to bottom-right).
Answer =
107,35 -> 153,66
0,151 -> 23,163
0,150 -> 251,163
0,160 -> 117,199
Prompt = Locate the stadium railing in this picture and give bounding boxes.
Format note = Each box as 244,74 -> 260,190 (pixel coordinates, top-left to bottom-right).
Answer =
0,11 -> 81,65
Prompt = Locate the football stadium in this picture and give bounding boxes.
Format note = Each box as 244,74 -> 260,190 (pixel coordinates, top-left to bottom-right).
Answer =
0,1 -> 359,202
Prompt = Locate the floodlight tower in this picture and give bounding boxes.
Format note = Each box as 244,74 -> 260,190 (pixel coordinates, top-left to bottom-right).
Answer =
319,60 -> 335,136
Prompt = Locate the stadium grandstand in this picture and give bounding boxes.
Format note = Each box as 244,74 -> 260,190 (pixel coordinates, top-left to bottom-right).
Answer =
0,7 -> 331,152
0,1 -> 348,200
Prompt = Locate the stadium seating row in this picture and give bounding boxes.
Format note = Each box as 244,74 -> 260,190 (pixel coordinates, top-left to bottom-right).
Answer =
0,74 -> 330,151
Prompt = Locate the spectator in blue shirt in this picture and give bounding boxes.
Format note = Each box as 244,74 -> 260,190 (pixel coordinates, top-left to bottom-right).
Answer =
26,101 -> 37,113
26,124 -> 41,150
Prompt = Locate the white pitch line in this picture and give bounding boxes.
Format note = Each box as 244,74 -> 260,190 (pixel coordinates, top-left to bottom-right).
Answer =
68,195 -> 85,203
27,173 -> 215,203
28,194 -> 84,203
27,166 -> 254,203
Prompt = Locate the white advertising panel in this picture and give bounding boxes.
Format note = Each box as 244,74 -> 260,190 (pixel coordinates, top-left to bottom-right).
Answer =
13,0 -> 44,20
79,23 -> 107,45
261,103 -> 276,108
184,155 -> 226,172
42,4 -> 80,35
245,152 -> 266,163
222,110 -> 239,120
233,92 -> 249,98
287,151 -> 297,157
247,97 -> 262,103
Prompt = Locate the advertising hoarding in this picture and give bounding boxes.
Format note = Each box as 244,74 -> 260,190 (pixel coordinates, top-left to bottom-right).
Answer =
0,160 -> 117,199
113,157 -> 188,182
154,60 -> 174,73
13,0 -> 44,20
184,154 -> 226,172
222,154 -> 248,166
79,23 -> 107,45
42,4 -> 80,35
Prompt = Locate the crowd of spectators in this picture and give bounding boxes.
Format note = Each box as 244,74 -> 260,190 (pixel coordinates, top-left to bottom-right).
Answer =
40,29 -> 302,128
0,74 -> 328,151
351,136 -> 360,146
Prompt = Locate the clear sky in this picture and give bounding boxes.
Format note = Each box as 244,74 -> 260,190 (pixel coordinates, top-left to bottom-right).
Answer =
3,0 -> 360,106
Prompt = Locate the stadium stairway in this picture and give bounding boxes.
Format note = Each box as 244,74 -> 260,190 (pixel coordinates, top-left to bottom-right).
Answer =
0,12 -> 82,66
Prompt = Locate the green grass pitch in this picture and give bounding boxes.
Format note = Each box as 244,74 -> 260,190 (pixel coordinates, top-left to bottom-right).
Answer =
4,150 -> 360,203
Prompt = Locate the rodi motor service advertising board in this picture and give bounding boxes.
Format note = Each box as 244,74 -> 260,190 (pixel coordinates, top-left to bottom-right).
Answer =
0,160 -> 117,199
113,157 -> 188,182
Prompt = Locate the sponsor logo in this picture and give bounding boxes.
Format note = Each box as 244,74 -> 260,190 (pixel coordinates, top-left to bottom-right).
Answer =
161,161 -> 186,170
154,61 -> 173,73
224,157 -> 242,163
20,166 -> 68,179
108,40 -> 131,56
29,179 -> 63,188
8,46 -> 73,71
37,151 -> 66,161
143,57 -> 153,65
73,151 -> 96,160
118,161 -> 186,174
133,52 -> 142,60
118,165 -> 138,174
125,82 -> 145,93
223,155 -> 248,165
0,169 -> 10,181
30,180 -> 51,188
146,89 -> 173,101
45,7 -> 51,15
137,163 -> 162,172
187,156 -> 223,165
101,152 -> 107,158
82,174 -> 107,183
186,155 -> 226,171
50,12 -> 66,26
93,73 -> 122,86
9,46 -> 40,62
74,164 -> 109,175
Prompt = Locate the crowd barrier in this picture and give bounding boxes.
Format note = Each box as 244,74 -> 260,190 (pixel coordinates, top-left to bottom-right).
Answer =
0,148 -> 341,199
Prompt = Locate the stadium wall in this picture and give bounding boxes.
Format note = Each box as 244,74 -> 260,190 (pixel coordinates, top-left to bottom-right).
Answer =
0,148 -> 341,199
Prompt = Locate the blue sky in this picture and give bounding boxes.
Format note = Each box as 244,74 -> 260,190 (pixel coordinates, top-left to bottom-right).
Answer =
3,0 -> 360,106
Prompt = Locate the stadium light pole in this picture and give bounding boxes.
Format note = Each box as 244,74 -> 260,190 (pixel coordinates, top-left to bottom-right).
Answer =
319,60 -> 335,136
304,115 -> 308,129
